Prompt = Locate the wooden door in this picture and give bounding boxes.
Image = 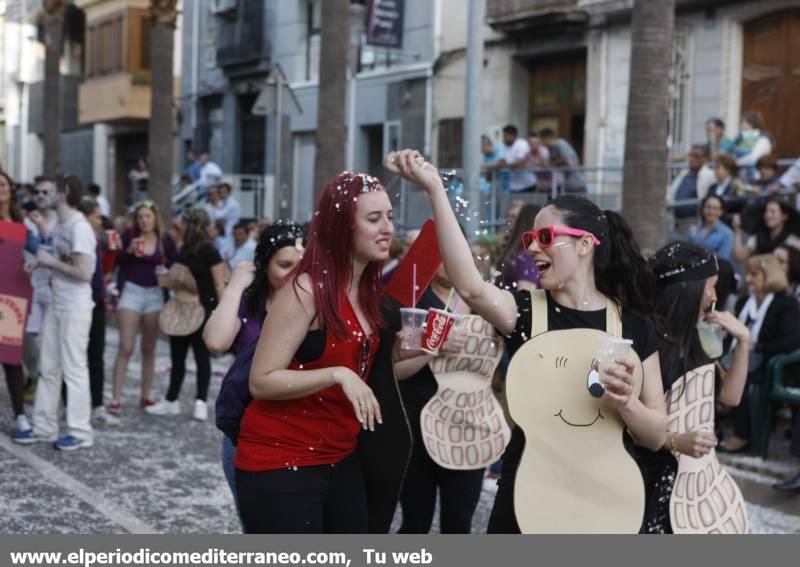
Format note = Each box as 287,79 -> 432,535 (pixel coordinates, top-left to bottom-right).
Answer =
528,53 -> 586,158
742,11 -> 800,158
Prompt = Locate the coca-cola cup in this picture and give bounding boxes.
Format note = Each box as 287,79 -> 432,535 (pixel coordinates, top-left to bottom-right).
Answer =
399,308 -> 428,350
105,230 -> 122,251
133,237 -> 145,257
421,308 -> 458,355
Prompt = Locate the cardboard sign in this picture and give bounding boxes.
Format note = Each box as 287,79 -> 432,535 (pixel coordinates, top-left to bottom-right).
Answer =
385,219 -> 441,308
0,221 -> 33,365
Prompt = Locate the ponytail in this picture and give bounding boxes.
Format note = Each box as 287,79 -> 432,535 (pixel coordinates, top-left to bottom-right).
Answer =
547,196 -> 655,318
598,210 -> 655,317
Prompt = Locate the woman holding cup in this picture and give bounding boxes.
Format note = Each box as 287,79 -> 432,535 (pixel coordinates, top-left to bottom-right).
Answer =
642,242 -> 750,533
108,200 -> 177,415
391,264 -> 492,534
235,172 -> 393,534
385,150 -> 668,533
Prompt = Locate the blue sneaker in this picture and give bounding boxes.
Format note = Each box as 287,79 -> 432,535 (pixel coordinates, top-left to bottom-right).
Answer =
13,430 -> 54,445
54,435 -> 94,451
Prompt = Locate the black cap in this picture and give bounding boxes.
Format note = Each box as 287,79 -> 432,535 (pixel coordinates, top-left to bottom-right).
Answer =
650,242 -> 719,286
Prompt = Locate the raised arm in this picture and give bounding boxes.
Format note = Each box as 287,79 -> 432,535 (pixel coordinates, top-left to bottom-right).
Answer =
730,215 -> 753,262
385,150 -> 518,335
249,274 -> 381,430
705,310 -> 750,406
204,261 -> 253,352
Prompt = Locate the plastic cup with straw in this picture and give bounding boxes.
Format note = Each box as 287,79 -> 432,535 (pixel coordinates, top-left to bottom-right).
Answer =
400,263 -> 427,350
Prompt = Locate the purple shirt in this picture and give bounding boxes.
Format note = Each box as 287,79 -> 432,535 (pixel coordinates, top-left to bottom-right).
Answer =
500,251 -> 540,289
231,299 -> 262,355
117,230 -> 178,289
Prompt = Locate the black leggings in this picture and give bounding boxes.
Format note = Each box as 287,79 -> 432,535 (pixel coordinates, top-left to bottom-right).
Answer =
487,479 -> 521,533
399,427 -> 484,533
3,364 -> 25,417
236,452 -> 367,534
167,327 -> 211,402
88,298 -> 106,408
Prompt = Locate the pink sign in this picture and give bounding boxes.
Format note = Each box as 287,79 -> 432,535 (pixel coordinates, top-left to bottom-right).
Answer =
0,221 -> 32,365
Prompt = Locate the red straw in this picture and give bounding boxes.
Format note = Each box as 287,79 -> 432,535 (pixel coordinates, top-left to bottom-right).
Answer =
412,263 -> 417,307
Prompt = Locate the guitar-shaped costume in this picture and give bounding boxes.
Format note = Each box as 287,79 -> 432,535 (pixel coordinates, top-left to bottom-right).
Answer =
505,290 -> 645,533
422,315 -> 510,469
668,364 -> 748,533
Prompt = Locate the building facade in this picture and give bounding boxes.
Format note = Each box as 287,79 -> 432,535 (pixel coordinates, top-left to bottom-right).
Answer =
1,0 -> 90,185
76,0 -> 182,214
180,0 -> 437,227
478,0 -> 800,169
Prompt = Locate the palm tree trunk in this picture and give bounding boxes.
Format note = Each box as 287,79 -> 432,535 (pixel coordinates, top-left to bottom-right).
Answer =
621,0 -> 675,253
148,0 -> 177,223
43,1 -> 65,177
313,0 -> 350,199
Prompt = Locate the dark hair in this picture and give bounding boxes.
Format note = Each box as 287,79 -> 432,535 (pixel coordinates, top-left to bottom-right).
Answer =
495,204 -> 540,277
715,258 -> 737,308
180,208 -> 212,256
706,117 -> 725,130
77,196 -> 99,216
689,143 -> 709,158
715,154 -> 738,176
56,175 -> 84,208
539,127 -> 556,139
245,220 -> 305,324
0,170 -> 23,223
756,155 -> 777,171
547,195 -> 655,317
742,110 -> 764,131
87,183 -> 101,196
775,244 -> 800,286
700,193 -> 725,214
502,125 -> 518,136
233,220 -> 249,233
218,182 -> 232,194
650,242 -> 716,388
34,175 -> 54,185
214,218 -> 226,236
655,277 -> 707,389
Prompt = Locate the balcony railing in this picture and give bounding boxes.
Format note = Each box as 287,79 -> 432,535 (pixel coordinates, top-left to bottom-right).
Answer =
487,0 -> 580,23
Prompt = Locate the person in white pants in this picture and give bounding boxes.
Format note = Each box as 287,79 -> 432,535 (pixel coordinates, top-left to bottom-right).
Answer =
14,176 -> 97,451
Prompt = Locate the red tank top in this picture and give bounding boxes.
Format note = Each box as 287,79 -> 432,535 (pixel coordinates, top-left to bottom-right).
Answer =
235,298 -> 379,471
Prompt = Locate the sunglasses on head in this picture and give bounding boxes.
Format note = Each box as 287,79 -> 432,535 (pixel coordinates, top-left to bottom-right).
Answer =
135,200 -> 156,209
521,225 -> 601,250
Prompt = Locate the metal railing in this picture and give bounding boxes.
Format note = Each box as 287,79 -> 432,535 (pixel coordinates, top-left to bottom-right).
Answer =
387,158 -> 798,235
171,174 -> 273,220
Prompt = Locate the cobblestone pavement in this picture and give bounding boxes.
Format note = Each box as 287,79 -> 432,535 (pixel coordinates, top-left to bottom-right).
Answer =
1,328 -> 797,534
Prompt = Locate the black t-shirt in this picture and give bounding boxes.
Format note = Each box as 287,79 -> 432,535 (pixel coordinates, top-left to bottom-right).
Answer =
500,290 -> 660,487
178,243 -> 223,312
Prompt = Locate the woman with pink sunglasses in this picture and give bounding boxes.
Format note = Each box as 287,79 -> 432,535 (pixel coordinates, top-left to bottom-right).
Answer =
386,150 -> 668,533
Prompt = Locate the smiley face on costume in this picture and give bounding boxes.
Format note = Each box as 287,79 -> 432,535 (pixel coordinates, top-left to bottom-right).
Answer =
505,327 -> 646,533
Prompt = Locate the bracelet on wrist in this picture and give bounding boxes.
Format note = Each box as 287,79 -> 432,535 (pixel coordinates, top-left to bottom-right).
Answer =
669,433 -> 680,456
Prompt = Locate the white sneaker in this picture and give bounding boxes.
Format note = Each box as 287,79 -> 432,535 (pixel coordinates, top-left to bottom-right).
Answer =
15,414 -> 31,433
93,406 -> 120,426
192,400 -> 208,421
145,399 -> 180,416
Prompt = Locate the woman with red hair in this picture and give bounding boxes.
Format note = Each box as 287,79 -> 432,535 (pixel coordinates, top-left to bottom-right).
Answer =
235,171 -> 394,533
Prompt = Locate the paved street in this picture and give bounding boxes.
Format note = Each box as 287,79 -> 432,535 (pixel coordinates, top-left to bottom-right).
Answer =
0,328 -> 798,534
